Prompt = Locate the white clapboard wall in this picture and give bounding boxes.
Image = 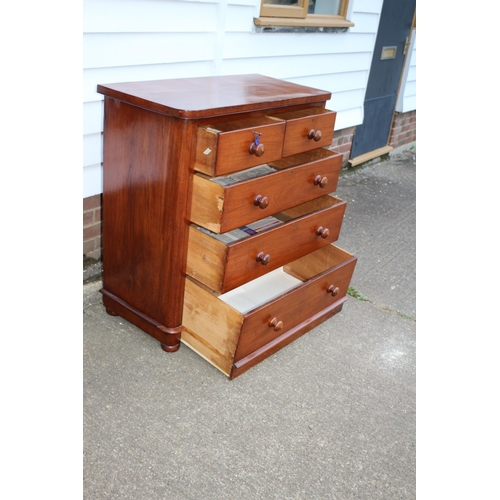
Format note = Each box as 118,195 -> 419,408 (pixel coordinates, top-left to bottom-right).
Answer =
83,0 -> 387,198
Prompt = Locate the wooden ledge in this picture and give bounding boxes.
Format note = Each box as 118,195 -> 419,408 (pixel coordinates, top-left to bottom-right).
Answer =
349,146 -> 394,167
254,16 -> 354,30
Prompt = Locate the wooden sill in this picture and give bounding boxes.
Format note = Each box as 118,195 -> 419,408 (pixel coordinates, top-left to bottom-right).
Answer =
349,146 -> 394,167
254,15 -> 354,29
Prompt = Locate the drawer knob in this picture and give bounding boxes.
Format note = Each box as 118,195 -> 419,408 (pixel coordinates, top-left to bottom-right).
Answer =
254,195 -> 269,209
327,285 -> 340,297
308,129 -> 322,142
249,132 -> 265,157
269,317 -> 284,331
256,252 -> 271,266
316,226 -> 329,239
314,175 -> 328,188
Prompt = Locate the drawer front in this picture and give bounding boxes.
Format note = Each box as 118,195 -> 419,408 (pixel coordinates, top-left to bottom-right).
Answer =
194,117 -> 286,176
190,149 -> 342,234
187,196 -> 346,294
233,245 -> 357,361
270,108 -> 336,157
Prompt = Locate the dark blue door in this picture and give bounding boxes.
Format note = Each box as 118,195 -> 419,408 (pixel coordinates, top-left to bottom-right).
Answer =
350,0 -> 416,159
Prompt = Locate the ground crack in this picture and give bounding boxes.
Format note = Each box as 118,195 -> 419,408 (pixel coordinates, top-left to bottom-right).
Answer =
347,287 -> 415,321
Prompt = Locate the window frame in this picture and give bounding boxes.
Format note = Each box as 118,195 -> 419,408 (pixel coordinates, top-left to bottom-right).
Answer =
260,1 -> 308,19
255,0 -> 354,29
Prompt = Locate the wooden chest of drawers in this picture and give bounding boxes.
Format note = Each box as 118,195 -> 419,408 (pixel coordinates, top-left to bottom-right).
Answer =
97,74 -> 357,379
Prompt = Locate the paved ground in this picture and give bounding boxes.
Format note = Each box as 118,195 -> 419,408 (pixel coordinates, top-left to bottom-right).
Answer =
83,148 -> 416,499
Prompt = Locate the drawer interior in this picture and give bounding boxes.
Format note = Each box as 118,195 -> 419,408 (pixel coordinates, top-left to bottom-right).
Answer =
202,148 -> 339,185
216,243 -> 353,313
202,163 -> 278,187
285,244 -> 354,281
192,195 -> 343,246
268,148 -> 340,170
219,268 -> 302,314
201,115 -> 284,133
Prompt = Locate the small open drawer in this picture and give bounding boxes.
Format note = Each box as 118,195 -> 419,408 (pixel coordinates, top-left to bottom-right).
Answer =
186,195 -> 347,294
182,244 -> 357,379
268,108 -> 336,157
194,116 -> 286,176
190,149 -> 342,234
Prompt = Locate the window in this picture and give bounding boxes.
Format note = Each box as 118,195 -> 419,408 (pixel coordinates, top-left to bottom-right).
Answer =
255,0 -> 353,29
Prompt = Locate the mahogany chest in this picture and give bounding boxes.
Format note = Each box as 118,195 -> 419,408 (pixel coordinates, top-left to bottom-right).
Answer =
97,74 -> 357,379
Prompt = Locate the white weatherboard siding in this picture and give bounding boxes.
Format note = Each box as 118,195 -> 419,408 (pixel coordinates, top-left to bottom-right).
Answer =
83,0 -> 384,198
396,28 -> 416,113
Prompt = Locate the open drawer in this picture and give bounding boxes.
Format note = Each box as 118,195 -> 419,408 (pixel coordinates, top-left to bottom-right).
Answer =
190,149 -> 342,234
194,116 -> 286,176
268,108 -> 336,157
182,244 -> 357,379
186,195 -> 347,294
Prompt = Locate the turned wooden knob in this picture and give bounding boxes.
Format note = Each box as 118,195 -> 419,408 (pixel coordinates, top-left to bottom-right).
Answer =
308,129 -> 322,142
327,285 -> 340,297
254,195 -> 269,209
316,226 -> 329,239
269,317 -> 283,331
256,252 -> 271,266
249,142 -> 265,157
314,175 -> 328,188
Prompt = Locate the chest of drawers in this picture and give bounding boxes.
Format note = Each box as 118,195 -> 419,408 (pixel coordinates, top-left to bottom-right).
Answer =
97,74 -> 357,379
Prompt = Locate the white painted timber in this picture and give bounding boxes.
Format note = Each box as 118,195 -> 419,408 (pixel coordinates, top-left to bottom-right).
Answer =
226,4 -> 256,32
83,0 -> 391,199
83,164 -> 103,199
396,28 -> 416,113
83,33 -> 216,69
222,32 -> 376,59
83,62 -> 214,103
332,105 -> 364,131
349,11 -> 383,33
220,52 -> 371,80
83,133 -> 102,168
83,102 -> 103,136
83,0 -> 218,33
352,0 -> 384,14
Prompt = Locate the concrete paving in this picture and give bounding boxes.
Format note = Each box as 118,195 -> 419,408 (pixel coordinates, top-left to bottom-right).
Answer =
83,148 -> 416,499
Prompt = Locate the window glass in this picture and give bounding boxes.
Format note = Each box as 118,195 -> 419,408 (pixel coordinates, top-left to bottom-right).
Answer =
263,0 -> 300,4
308,0 -> 341,16
257,0 -> 352,27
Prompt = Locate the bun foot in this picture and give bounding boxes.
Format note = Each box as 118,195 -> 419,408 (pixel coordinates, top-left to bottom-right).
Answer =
161,342 -> 180,353
105,307 -> 118,316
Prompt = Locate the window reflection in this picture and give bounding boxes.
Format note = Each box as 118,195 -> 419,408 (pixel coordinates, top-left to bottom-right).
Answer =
263,0 -> 342,15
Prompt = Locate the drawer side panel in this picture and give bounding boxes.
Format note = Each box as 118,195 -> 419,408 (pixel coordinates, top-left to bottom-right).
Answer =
182,278 -> 243,375
186,226 -> 228,293
194,128 -> 219,175
190,175 -> 225,233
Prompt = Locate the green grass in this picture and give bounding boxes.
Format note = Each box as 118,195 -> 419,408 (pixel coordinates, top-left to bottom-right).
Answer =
347,287 -> 370,302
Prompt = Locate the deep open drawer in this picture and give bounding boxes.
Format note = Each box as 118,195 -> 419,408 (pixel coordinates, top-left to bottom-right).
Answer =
182,244 -> 357,378
186,195 -> 347,294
